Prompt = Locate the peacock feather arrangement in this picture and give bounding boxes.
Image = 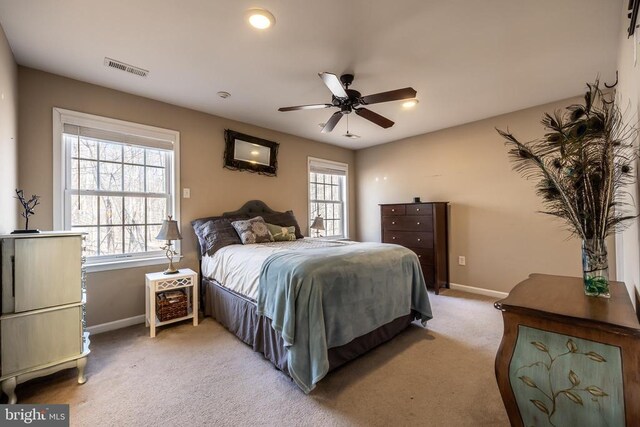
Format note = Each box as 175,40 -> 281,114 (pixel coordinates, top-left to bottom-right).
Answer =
496,80 -> 638,297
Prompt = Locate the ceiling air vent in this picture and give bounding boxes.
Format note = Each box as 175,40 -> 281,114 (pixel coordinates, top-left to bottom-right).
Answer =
103,57 -> 149,77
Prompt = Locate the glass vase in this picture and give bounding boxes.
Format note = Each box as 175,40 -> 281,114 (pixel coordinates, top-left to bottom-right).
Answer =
582,238 -> 610,298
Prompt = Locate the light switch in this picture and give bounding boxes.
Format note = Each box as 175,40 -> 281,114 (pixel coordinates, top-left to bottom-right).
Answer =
183,188 -> 191,199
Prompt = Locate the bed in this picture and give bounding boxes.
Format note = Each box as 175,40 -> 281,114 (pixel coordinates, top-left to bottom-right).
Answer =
194,201 -> 432,393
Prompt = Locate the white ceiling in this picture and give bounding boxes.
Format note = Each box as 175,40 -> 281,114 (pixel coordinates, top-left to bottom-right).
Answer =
0,0 -> 622,149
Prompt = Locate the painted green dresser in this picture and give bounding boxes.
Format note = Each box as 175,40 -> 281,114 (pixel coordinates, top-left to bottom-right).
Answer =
495,274 -> 640,426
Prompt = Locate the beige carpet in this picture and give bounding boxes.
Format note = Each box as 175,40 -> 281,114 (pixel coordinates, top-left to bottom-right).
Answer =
9,290 -> 509,426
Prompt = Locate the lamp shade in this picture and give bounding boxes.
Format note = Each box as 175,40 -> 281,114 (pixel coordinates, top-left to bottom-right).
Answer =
156,216 -> 182,241
310,216 -> 325,231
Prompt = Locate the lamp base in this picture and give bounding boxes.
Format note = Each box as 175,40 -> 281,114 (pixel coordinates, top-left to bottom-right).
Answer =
163,268 -> 179,275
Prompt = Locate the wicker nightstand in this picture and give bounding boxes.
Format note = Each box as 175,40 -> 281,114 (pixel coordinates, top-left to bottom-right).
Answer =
145,268 -> 198,337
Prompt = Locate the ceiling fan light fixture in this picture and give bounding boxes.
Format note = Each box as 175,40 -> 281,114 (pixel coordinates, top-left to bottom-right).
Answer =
402,99 -> 419,109
343,132 -> 361,139
246,8 -> 275,29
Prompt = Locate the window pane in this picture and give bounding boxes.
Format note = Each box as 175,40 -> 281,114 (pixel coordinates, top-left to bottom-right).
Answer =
71,195 -> 97,226
73,227 -> 97,257
123,164 -> 145,192
69,136 -> 97,160
124,197 -> 145,225
147,198 -> 167,224
99,226 -> 123,255
72,159 -> 98,190
99,141 -> 122,162
310,183 -> 316,200
100,196 -> 123,225
147,225 -> 163,251
99,162 -> 123,191
146,150 -> 166,167
146,167 -> 165,193
327,204 -> 334,220
124,146 -> 145,164
124,226 -> 145,253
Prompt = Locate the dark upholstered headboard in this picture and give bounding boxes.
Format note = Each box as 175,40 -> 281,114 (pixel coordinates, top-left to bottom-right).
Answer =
222,200 -> 277,218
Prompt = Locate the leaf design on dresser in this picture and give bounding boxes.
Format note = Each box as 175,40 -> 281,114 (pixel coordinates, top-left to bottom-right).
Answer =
586,386 -> 608,397
568,370 -> 580,386
519,376 -> 537,388
531,341 -> 549,352
585,351 -> 606,362
560,390 -> 583,405
530,399 -> 549,414
516,337 -> 610,427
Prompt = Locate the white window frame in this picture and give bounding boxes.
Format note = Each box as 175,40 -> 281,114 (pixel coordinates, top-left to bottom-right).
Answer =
53,108 -> 180,272
307,157 -> 349,239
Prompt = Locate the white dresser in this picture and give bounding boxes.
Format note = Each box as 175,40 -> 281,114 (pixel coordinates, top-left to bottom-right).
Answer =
0,231 -> 89,404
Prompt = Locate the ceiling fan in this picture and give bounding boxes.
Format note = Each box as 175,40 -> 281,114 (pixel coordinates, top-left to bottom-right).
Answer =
278,72 -> 417,134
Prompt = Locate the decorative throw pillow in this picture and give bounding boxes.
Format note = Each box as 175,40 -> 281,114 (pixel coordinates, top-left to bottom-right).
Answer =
231,216 -> 274,244
262,210 -> 304,239
266,223 -> 296,241
194,218 -> 242,256
191,215 -> 248,256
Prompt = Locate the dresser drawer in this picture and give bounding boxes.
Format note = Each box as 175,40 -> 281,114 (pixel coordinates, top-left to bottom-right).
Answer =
383,231 -> 433,248
407,247 -> 435,265
406,203 -> 432,216
381,205 -> 406,216
382,215 -> 433,232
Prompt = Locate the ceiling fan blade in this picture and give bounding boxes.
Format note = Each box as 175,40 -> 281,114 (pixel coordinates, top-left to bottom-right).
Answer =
319,72 -> 348,98
321,111 -> 343,133
360,87 -> 417,105
355,108 -> 394,128
278,104 -> 333,112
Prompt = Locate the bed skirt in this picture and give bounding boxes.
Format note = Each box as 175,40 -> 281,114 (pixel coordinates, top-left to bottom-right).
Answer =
202,277 -> 416,377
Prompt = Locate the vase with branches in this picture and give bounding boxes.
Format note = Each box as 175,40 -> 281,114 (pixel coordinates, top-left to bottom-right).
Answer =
13,189 -> 41,234
497,80 -> 638,297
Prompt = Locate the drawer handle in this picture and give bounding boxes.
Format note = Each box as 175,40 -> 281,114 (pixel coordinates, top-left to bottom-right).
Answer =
392,237 -> 396,240
392,221 -> 396,225
391,209 -> 395,212
417,222 -> 420,225
416,208 -> 420,211
418,254 -> 422,258
417,238 -> 421,242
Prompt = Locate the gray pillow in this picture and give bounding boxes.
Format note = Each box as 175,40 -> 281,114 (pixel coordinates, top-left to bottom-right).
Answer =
194,218 -> 242,256
231,216 -> 274,244
191,214 -> 248,256
266,223 -> 296,241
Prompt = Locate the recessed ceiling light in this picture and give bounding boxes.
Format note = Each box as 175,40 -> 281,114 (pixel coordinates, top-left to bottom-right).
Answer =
246,8 -> 275,30
402,99 -> 419,109
217,91 -> 231,99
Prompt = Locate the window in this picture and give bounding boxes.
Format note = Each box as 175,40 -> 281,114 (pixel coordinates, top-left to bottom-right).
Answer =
53,109 -> 180,271
308,157 -> 348,238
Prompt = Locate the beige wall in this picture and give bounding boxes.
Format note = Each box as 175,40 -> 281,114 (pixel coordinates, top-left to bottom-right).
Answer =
356,97 -> 617,294
18,67 -> 356,326
614,0 -> 640,304
0,23 -> 17,233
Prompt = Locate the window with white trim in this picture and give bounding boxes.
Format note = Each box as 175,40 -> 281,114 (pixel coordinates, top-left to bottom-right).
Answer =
53,109 -> 179,268
308,157 -> 348,238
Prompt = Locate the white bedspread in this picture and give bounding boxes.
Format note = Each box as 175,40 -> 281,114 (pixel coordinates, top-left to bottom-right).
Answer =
201,238 -> 354,300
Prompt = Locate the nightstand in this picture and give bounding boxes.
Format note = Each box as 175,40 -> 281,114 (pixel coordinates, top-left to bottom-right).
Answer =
145,268 -> 198,337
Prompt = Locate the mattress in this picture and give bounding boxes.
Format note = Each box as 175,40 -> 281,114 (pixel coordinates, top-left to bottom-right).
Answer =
201,238 -> 354,301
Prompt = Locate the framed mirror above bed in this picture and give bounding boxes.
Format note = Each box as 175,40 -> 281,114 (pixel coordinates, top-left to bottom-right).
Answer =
224,129 -> 279,176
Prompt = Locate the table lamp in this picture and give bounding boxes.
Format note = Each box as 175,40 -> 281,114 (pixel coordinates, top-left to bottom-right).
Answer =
156,215 -> 182,274
310,215 -> 325,238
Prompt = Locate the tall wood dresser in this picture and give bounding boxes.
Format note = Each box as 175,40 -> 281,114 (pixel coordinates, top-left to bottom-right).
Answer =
0,231 -> 89,404
380,202 -> 449,294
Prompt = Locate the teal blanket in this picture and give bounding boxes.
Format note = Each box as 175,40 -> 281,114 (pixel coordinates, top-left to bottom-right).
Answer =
256,242 -> 432,393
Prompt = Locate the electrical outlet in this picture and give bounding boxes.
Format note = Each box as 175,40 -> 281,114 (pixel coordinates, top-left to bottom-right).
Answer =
182,188 -> 191,199
458,256 -> 466,266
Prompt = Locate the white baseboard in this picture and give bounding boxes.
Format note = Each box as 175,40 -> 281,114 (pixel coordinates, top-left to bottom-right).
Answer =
448,283 -> 509,299
87,314 -> 145,335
